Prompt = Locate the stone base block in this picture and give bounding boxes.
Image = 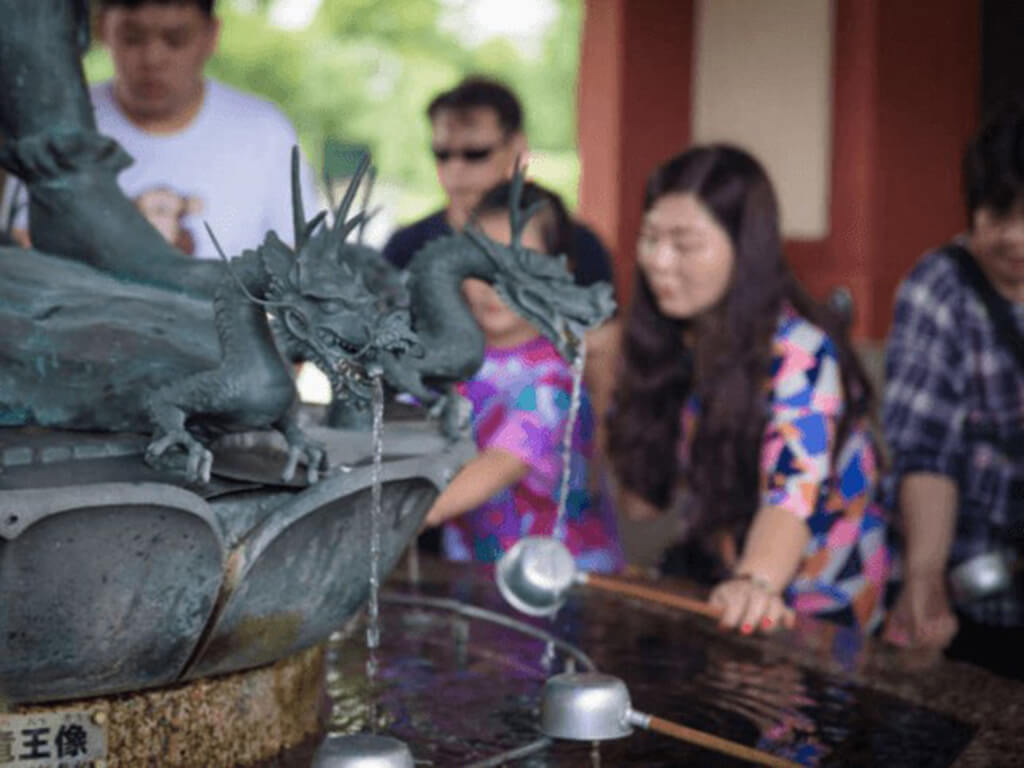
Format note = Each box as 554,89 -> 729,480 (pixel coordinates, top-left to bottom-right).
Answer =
8,645 -> 325,768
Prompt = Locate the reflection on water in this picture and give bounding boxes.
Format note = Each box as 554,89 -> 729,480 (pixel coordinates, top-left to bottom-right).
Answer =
325,575 -> 974,767
695,658 -> 825,764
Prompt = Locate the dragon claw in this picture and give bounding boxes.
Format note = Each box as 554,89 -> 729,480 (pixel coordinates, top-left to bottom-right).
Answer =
145,429 -> 214,484
282,436 -> 329,484
437,392 -> 472,441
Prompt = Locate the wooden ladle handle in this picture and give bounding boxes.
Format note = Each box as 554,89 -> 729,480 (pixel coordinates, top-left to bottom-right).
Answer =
645,714 -> 802,768
582,572 -> 723,620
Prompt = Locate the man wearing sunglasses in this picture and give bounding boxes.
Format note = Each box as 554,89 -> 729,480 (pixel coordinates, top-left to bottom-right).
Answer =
382,76 -> 614,290
385,77 -> 616,557
383,77 -> 525,269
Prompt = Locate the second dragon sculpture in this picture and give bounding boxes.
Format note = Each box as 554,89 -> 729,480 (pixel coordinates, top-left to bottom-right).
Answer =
0,0 -> 613,484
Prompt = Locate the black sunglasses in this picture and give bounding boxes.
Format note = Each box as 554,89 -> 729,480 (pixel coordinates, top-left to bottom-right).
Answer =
431,145 -> 498,164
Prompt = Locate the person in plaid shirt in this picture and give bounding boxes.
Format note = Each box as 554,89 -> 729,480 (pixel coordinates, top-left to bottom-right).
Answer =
882,101 -> 1024,679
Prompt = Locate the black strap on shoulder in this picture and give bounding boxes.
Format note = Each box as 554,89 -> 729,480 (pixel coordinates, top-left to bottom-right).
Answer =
947,244 -> 1024,374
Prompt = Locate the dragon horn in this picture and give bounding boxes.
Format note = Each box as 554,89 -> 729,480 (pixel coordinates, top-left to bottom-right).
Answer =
507,159 -> 548,250
332,151 -> 372,238
290,145 -> 307,250
302,210 -> 328,243
322,165 -> 337,212
357,165 -> 377,244
204,221 -> 289,308
463,224 -> 505,268
508,156 -> 525,247
521,199 -> 548,227
339,211 -> 368,241
362,204 -> 383,235
340,204 -> 384,243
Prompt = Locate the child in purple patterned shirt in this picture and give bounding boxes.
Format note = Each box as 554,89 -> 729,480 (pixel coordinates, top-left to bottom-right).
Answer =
422,181 -> 623,572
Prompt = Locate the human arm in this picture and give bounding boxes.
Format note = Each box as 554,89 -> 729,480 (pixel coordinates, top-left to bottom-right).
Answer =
710,326 -> 839,634
882,473 -> 958,648
710,505 -> 808,633
425,364 -> 572,528
423,448 -> 528,527
880,258 -> 967,649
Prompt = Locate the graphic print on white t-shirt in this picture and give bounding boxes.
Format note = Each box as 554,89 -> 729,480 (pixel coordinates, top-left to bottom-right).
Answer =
89,79 -> 319,260
133,185 -> 204,256
8,78 -> 319,260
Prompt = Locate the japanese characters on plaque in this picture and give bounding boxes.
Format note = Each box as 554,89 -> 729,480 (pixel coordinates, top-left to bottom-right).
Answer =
0,710 -> 106,768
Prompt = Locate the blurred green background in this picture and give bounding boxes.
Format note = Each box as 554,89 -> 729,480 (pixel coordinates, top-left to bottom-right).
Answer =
83,0 -> 583,233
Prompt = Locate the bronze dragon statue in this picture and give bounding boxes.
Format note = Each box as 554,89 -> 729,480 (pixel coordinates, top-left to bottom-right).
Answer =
0,152 -> 419,483
379,172 -> 611,410
0,0 -> 614,485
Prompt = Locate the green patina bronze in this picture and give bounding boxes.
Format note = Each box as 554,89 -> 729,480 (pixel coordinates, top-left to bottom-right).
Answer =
0,0 -> 614,484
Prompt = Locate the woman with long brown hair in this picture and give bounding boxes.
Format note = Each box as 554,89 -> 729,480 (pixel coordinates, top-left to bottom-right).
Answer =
609,145 -> 889,634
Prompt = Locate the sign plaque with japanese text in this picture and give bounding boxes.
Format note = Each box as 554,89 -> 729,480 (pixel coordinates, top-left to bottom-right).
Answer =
0,710 -> 107,768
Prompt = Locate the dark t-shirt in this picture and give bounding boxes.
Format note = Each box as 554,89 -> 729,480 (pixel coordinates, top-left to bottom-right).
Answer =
382,209 -> 616,291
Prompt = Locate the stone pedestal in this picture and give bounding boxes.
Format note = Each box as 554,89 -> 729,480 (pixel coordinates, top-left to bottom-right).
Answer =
9,646 -> 325,768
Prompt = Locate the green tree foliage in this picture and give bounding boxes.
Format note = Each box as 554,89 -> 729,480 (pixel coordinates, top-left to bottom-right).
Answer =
84,0 -> 583,222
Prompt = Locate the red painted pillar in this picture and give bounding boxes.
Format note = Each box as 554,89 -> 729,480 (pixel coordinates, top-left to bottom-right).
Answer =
868,0 -> 980,338
824,0 -> 980,339
822,0 -> 883,339
578,0 -> 695,305
577,0 -> 624,281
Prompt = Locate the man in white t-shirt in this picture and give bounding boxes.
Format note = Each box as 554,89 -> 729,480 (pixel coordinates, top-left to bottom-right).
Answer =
8,0 -> 318,260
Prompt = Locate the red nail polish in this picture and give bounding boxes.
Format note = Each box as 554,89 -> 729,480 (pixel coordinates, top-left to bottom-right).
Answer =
741,623 -> 753,634
762,617 -> 774,629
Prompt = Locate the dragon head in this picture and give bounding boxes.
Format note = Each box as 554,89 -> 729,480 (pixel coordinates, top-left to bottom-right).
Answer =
462,170 -> 616,361
258,150 -> 420,401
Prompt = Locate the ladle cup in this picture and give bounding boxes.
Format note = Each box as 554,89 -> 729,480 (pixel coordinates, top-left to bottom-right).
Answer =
310,733 -> 415,768
541,672 -> 801,768
948,550 -> 1019,605
497,536 -> 722,620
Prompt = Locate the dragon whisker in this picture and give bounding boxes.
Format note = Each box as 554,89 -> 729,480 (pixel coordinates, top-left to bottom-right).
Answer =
205,222 -> 291,308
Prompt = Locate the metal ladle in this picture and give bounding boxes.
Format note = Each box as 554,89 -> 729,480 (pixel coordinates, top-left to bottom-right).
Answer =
541,672 -> 801,768
310,733 -> 415,768
948,550 -> 1019,605
496,536 -> 722,619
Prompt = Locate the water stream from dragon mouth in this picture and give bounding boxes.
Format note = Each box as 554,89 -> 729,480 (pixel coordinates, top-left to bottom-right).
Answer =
554,339 -> 587,538
365,372 -> 385,731
539,340 -> 587,646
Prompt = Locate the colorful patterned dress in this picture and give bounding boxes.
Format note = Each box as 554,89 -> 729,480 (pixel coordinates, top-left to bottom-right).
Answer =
441,335 -> 624,573
679,307 -> 890,631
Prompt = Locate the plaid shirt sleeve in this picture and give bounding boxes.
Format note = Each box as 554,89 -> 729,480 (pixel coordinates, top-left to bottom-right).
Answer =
882,251 -> 970,482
